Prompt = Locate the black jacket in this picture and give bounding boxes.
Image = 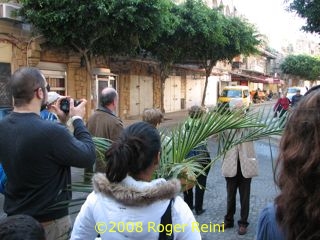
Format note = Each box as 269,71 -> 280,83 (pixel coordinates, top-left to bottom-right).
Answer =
0,112 -> 96,222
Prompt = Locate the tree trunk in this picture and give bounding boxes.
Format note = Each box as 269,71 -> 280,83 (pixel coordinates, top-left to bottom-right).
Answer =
201,61 -> 216,106
201,73 -> 209,107
160,77 -> 166,113
82,52 -> 96,182
159,63 -> 171,113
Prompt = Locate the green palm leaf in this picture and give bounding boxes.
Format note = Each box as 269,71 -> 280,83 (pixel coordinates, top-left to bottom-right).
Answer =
158,105 -> 285,180
66,105 -> 286,213
93,137 -> 113,173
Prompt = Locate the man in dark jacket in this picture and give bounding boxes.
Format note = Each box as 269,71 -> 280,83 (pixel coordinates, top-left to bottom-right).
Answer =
87,87 -> 123,172
87,87 -> 123,141
291,90 -> 303,107
0,67 -> 96,240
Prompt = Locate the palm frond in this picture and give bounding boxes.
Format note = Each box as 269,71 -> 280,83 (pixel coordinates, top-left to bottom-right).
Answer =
92,137 -> 113,173
65,105 -> 285,214
93,137 -> 113,160
158,105 -> 285,179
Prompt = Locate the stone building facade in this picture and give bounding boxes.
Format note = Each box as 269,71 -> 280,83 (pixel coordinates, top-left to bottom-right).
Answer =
1,1 -> 242,120
0,15 -> 214,120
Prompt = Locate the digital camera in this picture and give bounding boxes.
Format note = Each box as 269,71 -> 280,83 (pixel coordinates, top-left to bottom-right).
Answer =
60,99 -> 82,114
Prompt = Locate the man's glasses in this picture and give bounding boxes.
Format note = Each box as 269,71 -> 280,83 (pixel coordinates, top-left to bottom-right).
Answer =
34,84 -> 50,92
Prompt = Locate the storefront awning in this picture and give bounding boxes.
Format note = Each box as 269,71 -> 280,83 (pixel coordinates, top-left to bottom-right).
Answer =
231,72 -> 271,84
231,71 -> 284,85
265,77 -> 285,85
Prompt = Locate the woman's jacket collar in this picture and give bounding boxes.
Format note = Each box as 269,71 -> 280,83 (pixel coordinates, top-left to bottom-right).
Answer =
92,173 -> 181,206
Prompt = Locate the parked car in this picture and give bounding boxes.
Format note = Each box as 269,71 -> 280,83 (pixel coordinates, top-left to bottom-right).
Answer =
286,86 -> 307,102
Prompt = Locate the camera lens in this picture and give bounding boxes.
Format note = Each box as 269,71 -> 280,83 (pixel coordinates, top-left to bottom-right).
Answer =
60,99 -> 70,114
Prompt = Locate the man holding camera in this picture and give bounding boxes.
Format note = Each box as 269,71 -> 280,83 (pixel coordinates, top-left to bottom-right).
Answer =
40,91 -> 60,122
0,67 -> 96,240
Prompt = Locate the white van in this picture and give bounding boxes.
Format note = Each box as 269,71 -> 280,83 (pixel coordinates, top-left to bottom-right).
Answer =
287,87 -> 307,101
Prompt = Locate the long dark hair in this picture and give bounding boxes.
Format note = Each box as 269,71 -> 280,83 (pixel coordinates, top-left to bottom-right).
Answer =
275,86 -> 320,239
105,121 -> 161,182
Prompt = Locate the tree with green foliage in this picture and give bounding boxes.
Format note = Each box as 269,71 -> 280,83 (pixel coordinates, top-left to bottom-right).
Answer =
19,0 -> 260,110
174,0 -> 260,106
94,0 -> 174,57
287,0 -> 320,34
20,0 -> 111,73
200,14 -> 259,105
147,0 -> 260,108
280,54 -> 320,80
19,0 -> 173,101
143,2 -> 182,112
175,0 -> 225,106
15,1 -> 285,214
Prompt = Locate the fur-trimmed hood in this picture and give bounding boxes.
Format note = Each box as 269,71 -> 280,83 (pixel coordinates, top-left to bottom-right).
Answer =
92,173 -> 181,206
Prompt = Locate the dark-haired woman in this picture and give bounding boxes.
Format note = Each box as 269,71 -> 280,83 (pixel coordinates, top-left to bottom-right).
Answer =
71,121 -> 200,240
257,85 -> 320,240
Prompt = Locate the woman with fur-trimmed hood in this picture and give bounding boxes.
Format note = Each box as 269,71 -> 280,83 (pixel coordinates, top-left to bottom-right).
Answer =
71,121 -> 200,240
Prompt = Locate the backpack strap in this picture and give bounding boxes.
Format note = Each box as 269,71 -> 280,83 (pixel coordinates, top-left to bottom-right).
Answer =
158,198 -> 174,240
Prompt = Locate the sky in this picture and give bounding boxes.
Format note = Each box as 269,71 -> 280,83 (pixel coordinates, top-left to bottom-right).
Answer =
235,0 -> 320,51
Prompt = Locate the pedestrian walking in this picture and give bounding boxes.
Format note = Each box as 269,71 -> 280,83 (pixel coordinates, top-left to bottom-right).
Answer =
290,89 -> 303,107
273,92 -> 290,118
71,121 -> 201,240
0,67 -> 96,240
257,85 -> 320,240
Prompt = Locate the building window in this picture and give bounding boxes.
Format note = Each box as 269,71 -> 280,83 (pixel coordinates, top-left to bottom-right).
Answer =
96,74 -> 117,106
0,62 -> 12,107
37,62 -> 67,96
40,69 -> 66,96
46,76 -> 66,95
